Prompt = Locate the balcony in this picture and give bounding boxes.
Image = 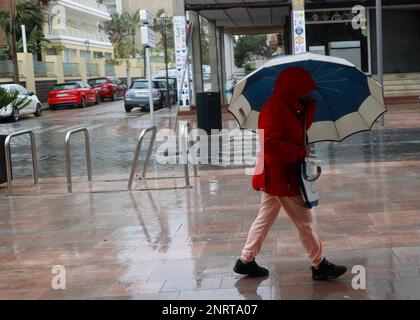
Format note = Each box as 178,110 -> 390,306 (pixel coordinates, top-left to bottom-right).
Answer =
47,27 -> 113,49
53,0 -> 111,21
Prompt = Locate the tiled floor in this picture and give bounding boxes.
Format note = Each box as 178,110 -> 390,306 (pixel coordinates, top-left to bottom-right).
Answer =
1,102 -> 420,299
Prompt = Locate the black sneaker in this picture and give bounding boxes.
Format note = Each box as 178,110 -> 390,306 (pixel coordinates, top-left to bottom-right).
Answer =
233,258 -> 269,277
311,258 -> 347,281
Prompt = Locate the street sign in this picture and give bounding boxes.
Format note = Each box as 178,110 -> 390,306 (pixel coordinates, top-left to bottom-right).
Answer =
292,3 -> 306,54
139,10 -> 154,26
141,26 -> 155,48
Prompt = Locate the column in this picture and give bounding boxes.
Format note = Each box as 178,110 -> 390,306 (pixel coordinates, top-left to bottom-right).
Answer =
17,52 -> 35,92
217,27 -> 226,104
189,10 -> 203,106
223,32 -> 234,82
207,20 -> 219,92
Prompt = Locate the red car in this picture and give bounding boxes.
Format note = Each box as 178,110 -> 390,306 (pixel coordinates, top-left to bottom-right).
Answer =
88,76 -> 126,101
48,81 -> 100,110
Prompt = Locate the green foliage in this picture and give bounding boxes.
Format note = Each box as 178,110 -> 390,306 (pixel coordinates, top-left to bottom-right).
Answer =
0,0 -> 48,58
0,87 -> 31,111
244,63 -> 256,74
233,34 -> 275,68
104,12 -> 129,43
105,58 -> 121,66
113,38 -> 132,59
104,11 -> 142,59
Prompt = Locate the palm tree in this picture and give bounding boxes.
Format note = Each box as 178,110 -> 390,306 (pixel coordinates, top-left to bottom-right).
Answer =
104,12 -> 129,43
0,0 -> 48,60
0,87 -> 31,112
123,10 -> 141,58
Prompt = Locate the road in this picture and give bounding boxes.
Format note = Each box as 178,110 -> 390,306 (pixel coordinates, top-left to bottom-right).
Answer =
0,99 -> 179,180
1,99 -> 420,182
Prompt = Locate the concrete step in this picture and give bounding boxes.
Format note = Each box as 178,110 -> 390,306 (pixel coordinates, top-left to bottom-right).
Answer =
385,90 -> 420,97
385,84 -> 420,92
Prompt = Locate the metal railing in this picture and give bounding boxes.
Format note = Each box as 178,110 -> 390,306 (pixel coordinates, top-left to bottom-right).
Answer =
87,63 -> 99,77
0,60 -> 13,77
127,126 -> 157,190
63,63 -> 80,77
180,122 -> 199,187
64,128 -> 92,193
105,64 -> 115,76
4,130 -> 39,196
34,61 -> 55,77
50,27 -> 110,43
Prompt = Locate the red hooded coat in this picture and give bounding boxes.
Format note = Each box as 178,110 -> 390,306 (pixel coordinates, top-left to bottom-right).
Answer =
252,67 -> 317,197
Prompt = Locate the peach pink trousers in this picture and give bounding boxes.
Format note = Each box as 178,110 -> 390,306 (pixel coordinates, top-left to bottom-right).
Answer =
241,192 -> 324,267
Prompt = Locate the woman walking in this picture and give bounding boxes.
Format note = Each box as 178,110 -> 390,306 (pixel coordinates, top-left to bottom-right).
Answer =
234,67 -> 347,280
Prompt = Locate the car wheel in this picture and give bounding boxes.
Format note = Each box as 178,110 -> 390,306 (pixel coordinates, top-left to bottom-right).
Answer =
34,104 -> 42,117
111,91 -> 117,101
80,96 -> 86,108
49,105 -> 56,110
124,104 -> 132,113
95,95 -> 100,105
10,108 -> 19,122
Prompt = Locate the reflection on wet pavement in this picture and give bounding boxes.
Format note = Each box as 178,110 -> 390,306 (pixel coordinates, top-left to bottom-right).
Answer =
1,101 -> 420,299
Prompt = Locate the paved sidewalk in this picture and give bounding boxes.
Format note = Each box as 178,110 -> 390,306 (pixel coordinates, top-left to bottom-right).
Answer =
1,102 -> 420,299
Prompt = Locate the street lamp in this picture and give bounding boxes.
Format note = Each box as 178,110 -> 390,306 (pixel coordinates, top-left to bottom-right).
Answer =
159,13 -> 170,108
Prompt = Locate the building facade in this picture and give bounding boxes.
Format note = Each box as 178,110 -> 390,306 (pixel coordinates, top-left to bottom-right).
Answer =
43,0 -> 114,62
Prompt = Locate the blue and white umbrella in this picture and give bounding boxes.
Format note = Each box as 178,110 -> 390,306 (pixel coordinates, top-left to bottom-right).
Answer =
228,53 -> 386,143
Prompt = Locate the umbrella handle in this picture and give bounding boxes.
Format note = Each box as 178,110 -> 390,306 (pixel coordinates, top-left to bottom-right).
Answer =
303,164 -> 322,182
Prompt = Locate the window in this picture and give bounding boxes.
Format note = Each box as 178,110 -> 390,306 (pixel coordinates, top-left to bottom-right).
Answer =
53,83 -> 77,90
88,78 -> 107,85
130,81 -> 155,89
63,49 -> 77,62
108,76 -> 121,84
17,85 -> 30,95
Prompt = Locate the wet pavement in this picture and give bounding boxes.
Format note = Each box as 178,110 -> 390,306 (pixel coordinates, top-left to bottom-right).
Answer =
1,101 -> 420,299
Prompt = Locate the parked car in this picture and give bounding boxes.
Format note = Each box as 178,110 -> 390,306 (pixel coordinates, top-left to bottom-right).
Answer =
87,76 -> 126,101
153,76 -> 178,103
124,79 -> 168,112
48,81 -> 100,110
0,84 -> 42,122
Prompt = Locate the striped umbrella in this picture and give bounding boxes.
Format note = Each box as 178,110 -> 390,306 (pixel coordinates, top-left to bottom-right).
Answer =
228,53 -> 386,143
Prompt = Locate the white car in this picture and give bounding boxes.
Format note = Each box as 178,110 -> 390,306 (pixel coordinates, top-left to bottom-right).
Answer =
0,84 -> 42,122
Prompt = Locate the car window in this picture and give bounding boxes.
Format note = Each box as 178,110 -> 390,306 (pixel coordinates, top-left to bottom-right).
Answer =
130,81 -> 157,89
6,85 -> 19,94
108,76 -> 121,85
53,83 -> 77,90
88,79 -> 107,85
154,81 -> 167,89
17,85 -> 30,95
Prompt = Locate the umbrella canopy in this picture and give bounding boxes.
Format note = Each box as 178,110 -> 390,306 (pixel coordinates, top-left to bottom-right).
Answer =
228,53 -> 386,143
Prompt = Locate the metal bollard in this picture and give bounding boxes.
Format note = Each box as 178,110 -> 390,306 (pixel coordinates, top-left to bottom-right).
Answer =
64,128 -> 92,193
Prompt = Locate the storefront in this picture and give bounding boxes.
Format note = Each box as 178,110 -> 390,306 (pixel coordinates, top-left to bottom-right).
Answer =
304,7 -> 370,73
303,1 -> 420,75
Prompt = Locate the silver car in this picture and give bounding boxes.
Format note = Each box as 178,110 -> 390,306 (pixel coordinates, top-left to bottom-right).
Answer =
124,80 -> 164,113
0,84 -> 42,122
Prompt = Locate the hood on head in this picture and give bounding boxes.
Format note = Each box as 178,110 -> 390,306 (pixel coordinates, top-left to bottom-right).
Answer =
271,67 -> 316,112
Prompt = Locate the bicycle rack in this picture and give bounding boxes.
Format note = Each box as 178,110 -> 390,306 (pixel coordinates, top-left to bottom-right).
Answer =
128,126 -> 157,190
4,130 -> 39,196
64,128 -> 92,193
127,122 -> 199,190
